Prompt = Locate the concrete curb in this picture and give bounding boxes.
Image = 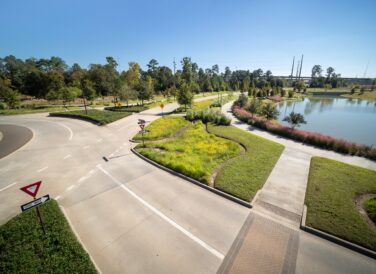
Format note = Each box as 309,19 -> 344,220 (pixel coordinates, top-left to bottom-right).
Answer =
250,189 -> 261,207
300,204 -> 376,259
131,148 -> 252,208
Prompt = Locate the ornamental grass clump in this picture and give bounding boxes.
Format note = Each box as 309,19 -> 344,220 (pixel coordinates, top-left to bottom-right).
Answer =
186,109 -> 231,126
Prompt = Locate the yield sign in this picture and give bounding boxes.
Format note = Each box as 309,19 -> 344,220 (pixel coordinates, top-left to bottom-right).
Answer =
139,124 -> 145,130
20,181 -> 42,198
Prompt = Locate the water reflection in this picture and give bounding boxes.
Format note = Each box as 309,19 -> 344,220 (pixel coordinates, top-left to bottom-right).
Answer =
277,97 -> 376,146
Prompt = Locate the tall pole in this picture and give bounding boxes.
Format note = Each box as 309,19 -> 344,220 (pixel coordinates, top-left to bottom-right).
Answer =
173,58 -> 176,75
299,54 -> 304,80
290,56 -> 295,87
295,60 -> 300,81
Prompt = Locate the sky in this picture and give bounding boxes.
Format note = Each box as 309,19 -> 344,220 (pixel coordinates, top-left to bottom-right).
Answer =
1,0 -> 376,77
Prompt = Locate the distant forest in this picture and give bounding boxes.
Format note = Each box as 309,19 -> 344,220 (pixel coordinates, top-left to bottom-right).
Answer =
0,55 -> 363,108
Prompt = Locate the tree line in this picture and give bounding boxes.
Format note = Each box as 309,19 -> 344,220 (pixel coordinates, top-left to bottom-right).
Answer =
0,55 -> 291,108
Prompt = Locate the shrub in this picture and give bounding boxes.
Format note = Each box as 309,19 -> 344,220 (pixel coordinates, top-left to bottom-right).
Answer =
186,109 -> 231,126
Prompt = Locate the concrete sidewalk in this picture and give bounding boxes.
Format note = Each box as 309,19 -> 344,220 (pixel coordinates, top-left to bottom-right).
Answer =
253,148 -> 311,227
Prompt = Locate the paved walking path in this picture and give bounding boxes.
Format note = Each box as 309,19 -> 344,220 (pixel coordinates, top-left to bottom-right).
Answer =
218,101 -> 376,273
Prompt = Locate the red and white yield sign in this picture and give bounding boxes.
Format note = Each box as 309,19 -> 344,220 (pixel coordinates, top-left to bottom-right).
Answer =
139,124 -> 145,130
20,181 -> 42,198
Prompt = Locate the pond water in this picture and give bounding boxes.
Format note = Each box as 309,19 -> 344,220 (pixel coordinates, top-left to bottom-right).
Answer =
276,97 -> 376,146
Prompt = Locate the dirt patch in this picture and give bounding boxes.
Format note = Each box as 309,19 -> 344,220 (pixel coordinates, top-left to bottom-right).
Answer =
355,193 -> 376,230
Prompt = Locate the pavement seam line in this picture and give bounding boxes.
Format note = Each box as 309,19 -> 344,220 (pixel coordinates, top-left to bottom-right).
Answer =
96,164 -> 225,260
57,122 -> 73,140
0,182 -> 17,192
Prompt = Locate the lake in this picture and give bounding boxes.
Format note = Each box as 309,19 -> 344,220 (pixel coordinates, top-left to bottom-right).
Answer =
276,97 -> 376,146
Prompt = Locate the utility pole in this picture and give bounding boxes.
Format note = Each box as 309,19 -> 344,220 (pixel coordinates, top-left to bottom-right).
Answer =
299,54 -> 304,80
295,60 -> 300,81
290,56 -> 295,87
173,58 -> 176,75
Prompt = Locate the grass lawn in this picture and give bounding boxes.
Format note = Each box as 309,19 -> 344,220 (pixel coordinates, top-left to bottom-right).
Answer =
341,91 -> 376,100
207,124 -> 284,201
364,197 -> 376,224
0,106 -> 80,115
104,105 -> 149,112
0,200 -> 97,273
136,120 -> 242,184
305,157 -> 376,251
50,109 -> 132,125
364,197 -> 376,223
133,116 -> 191,141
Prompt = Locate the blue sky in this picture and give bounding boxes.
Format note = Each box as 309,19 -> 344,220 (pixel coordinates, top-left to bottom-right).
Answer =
1,0 -> 375,77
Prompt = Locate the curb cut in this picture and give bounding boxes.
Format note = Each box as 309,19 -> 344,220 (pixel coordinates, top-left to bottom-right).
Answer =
250,189 -> 261,207
131,148 -> 252,208
300,204 -> 376,259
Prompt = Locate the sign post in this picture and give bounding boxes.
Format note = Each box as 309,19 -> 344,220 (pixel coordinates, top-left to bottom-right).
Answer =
160,103 -> 165,116
139,123 -> 145,146
138,119 -> 146,147
20,181 -> 48,234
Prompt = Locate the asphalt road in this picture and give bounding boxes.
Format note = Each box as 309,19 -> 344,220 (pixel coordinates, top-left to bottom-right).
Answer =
0,96 -> 375,273
0,124 -> 33,159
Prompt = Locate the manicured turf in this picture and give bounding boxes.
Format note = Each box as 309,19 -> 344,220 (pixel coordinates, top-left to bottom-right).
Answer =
0,200 -> 97,273
342,91 -> 376,100
0,106 -> 80,115
207,124 -> 284,201
305,157 -> 376,251
133,116 -> 191,141
50,109 -> 132,125
364,197 -> 376,223
104,105 -> 148,112
136,120 -> 242,184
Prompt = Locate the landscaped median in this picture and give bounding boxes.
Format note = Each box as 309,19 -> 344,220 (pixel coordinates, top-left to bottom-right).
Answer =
49,109 -> 132,125
305,157 -> 376,252
0,200 -> 97,273
132,116 -> 283,202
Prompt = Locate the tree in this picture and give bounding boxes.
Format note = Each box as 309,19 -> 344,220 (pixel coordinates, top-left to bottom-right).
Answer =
326,67 -> 335,79
295,80 -> 305,92
118,83 -> 137,106
241,77 -> 250,93
0,79 -> 20,108
177,83 -> 193,111
261,102 -> 280,120
234,93 -> 248,107
247,98 -> 261,118
58,86 -> 80,106
82,79 -> 96,101
122,62 -> 140,89
311,65 -> 323,78
283,112 -> 307,129
138,75 -> 154,105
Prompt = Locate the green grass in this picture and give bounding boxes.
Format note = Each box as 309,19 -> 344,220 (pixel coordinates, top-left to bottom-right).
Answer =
305,157 -> 376,251
0,200 -> 97,273
341,91 -> 376,100
50,109 -> 132,125
104,105 -> 149,112
136,120 -> 242,183
207,124 -> 284,201
364,197 -> 376,223
133,116 -> 191,141
0,106 -> 80,115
